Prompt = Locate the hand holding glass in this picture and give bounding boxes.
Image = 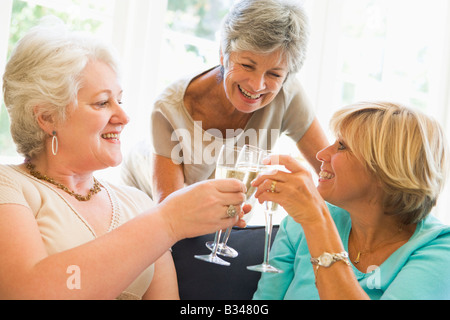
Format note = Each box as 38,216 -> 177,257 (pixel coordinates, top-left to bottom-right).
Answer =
194,145 -> 244,266
206,145 -> 261,258
247,150 -> 284,273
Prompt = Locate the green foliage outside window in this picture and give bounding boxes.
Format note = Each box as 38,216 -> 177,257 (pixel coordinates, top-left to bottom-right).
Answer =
1,0 -> 105,157
167,0 -> 232,40
166,0 -> 233,62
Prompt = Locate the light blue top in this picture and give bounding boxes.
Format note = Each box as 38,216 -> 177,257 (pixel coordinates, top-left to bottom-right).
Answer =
253,204 -> 450,300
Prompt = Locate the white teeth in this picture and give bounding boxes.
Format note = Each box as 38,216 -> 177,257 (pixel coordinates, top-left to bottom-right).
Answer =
319,171 -> 335,180
102,133 -> 120,140
239,85 -> 261,100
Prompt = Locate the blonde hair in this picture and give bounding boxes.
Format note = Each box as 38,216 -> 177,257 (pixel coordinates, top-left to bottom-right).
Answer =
330,101 -> 449,224
3,20 -> 119,159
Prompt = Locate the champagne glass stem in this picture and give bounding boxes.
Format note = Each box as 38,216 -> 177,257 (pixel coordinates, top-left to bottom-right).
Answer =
194,229 -> 230,266
263,208 -> 273,265
211,230 -> 223,256
246,201 -> 282,273
222,227 -> 232,245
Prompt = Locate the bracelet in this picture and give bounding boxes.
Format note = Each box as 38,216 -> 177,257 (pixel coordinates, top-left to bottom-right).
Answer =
310,252 -> 350,286
310,252 -> 350,267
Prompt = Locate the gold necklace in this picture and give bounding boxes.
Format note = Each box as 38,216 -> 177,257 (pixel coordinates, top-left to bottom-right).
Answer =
352,225 -> 404,264
26,162 -> 101,202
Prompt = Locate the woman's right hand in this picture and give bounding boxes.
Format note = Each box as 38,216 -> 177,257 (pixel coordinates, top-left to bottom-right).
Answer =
158,179 -> 247,241
252,155 -> 328,227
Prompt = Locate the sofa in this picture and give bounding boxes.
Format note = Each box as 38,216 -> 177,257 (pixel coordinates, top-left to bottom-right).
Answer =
121,145 -> 281,299
172,225 -> 279,300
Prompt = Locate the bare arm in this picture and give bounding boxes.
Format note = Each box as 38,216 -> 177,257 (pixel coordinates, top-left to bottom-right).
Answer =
142,250 -> 179,300
0,179 -> 246,300
0,204 -> 175,299
152,154 -> 185,203
253,156 -> 369,300
296,117 -> 329,175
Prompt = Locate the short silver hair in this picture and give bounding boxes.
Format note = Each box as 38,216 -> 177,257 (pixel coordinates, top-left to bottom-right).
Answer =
3,19 -> 119,159
220,0 -> 309,75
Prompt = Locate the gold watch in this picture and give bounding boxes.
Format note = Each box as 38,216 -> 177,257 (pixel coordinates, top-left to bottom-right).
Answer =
310,252 -> 350,267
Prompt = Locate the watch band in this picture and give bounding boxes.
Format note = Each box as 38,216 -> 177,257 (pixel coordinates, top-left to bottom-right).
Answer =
310,252 -> 350,267
311,252 -> 350,287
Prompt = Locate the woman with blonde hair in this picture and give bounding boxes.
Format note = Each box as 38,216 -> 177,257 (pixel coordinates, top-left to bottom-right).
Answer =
252,101 -> 450,299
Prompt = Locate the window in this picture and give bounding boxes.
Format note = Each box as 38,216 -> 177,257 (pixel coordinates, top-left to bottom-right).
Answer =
158,0 -> 234,92
0,0 -> 115,163
303,0 -> 450,136
302,0 -> 450,223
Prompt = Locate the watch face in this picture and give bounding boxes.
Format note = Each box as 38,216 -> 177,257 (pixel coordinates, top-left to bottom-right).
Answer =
320,253 -> 333,266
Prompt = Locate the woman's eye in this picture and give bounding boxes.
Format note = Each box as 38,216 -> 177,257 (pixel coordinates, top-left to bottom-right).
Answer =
91,100 -> 111,109
97,101 -> 109,107
93,99 -> 123,108
338,141 -> 346,150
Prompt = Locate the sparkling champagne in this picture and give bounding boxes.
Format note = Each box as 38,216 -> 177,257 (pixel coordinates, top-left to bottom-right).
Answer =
236,164 -> 259,200
215,166 -> 247,181
258,165 -> 280,213
266,201 -> 279,212
216,165 -> 260,201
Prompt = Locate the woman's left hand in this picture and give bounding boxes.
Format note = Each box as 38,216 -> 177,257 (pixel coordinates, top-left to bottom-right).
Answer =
252,155 -> 328,226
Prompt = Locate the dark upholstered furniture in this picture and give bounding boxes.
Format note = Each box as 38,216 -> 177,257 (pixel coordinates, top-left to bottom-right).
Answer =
172,226 -> 279,300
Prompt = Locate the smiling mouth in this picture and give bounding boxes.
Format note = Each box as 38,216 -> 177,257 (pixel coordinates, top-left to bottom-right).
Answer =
101,133 -> 120,141
319,171 -> 335,180
238,85 -> 262,100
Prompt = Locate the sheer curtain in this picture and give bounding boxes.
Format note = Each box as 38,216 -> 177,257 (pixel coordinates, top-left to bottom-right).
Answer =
96,0 -> 168,183
300,0 -> 450,223
110,0 -> 168,155
0,0 -> 13,95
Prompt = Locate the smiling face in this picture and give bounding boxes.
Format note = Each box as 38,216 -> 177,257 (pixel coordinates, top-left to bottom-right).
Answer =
221,49 -> 288,113
56,60 -> 129,171
316,139 -> 382,210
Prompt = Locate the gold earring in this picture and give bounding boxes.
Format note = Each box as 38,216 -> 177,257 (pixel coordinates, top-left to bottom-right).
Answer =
52,131 -> 58,156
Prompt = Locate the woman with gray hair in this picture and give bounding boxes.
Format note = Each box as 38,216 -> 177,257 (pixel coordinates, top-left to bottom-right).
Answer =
148,0 -> 328,204
252,102 -> 450,299
0,23 -> 247,300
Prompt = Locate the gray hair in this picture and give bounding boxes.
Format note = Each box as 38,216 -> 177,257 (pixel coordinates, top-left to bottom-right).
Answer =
2,19 -> 120,159
220,0 -> 310,75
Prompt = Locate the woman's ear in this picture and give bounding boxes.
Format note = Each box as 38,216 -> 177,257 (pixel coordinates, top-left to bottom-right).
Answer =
34,105 -> 55,136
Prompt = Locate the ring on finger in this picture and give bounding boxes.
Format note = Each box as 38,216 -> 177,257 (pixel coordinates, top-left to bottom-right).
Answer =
270,180 -> 277,193
227,205 -> 238,218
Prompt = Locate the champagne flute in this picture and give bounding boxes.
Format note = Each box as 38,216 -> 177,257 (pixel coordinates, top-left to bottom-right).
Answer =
194,145 -> 245,266
206,145 -> 261,257
247,150 -> 284,273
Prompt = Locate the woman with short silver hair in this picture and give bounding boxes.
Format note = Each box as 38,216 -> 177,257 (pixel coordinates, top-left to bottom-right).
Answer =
148,0 -> 328,204
4,27 -> 120,159
220,0 -> 309,75
252,102 -> 450,299
0,23 -> 248,300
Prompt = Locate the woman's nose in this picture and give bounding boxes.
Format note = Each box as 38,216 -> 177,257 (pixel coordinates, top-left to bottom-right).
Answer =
111,101 -> 130,125
316,144 -> 332,162
248,73 -> 266,92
